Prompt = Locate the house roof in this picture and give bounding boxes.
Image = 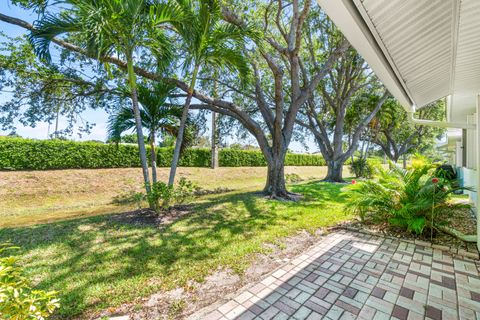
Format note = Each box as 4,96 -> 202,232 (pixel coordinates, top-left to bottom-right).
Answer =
317,0 -> 480,122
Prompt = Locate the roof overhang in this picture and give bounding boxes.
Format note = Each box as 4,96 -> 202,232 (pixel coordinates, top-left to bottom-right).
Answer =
317,0 -> 480,122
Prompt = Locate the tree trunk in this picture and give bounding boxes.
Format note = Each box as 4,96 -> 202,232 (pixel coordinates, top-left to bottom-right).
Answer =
264,156 -> 289,199
402,154 -> 407,169
323,159 -> 344,182
168,64 -> 199,186
211,76 -> 219,169
211,111 -> 218,169
127,57 -> 151,195
168,94 -> 191,186
150,131 -> 157,183
54,105 -> 60,139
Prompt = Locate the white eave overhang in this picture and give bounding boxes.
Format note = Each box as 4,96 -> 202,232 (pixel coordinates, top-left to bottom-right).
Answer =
317,0 -> 480,122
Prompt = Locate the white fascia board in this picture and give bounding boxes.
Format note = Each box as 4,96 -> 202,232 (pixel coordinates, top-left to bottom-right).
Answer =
316,0 -> 415,112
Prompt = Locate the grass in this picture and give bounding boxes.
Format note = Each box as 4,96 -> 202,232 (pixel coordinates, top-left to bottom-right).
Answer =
0,166 -> 330,227
0,167 -> 352,318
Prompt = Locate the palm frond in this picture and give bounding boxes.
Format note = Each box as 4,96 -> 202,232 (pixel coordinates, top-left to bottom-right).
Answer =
345,162 -> 474,235
29,12 -> 80,62
107,107 -> 136,142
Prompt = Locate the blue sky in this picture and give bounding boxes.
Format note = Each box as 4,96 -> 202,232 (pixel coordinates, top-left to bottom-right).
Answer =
0,3 -> 315,152
0,3 -> 111,142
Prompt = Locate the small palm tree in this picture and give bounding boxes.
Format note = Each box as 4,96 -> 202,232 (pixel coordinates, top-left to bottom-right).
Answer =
108,82 -> 196,183
152,0 -> 254,186
29,0 -> 173,197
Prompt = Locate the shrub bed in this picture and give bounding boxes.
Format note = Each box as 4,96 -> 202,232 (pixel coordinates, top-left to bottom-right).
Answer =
0,137 -> 326,170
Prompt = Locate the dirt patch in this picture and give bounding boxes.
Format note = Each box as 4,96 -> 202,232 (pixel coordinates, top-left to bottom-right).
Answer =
92,229 -> 326,320
108,206 -> 194,228
193,187 -> 234,196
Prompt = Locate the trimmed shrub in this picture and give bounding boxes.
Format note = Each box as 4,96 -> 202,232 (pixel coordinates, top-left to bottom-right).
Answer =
0,137 -> 142,170
219,149 -> 267,167
0,137 -> 326,170
285,153 -> 326,166
156,147 -> 211,167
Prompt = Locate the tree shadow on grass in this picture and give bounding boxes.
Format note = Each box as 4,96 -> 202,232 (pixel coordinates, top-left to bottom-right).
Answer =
0,182 -> 349,318
0,191 -> 278,317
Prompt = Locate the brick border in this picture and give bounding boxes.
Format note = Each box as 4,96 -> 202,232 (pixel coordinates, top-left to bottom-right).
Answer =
330,226 -> 480,260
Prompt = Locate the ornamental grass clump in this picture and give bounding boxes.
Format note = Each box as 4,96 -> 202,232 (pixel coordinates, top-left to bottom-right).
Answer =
345,163 -> 472,235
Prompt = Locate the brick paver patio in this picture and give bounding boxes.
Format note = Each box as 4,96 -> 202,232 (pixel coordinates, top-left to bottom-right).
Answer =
191,231 -> 480,320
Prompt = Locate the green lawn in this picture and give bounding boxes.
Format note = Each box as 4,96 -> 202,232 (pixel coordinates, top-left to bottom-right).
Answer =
0,181 -> 351,318
0,166 -> 332,227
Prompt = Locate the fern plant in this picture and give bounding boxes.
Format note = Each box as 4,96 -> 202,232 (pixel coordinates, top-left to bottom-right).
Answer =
345,164 -> 472,235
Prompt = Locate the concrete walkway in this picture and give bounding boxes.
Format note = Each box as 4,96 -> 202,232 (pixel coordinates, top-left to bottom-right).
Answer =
191,231 -> 480,320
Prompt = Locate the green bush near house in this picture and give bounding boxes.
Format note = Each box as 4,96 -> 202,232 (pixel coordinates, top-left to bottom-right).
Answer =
345,163 -> 472,235
350,157 -> 382,179
0,137 -> 326,170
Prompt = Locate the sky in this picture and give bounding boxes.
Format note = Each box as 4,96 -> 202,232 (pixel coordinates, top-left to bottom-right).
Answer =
0,2 -> 317,153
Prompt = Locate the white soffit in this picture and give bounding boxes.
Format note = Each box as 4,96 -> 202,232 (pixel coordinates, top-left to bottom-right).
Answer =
356,0 -> 457,108
451,0 -> 480,121
317,0 -> 480,120
315,0 -> 414,110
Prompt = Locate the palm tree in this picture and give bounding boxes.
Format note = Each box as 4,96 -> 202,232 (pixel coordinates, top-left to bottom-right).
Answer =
108,82 -> 196,183
152,0 -> 253,186
29,0 -> 173,196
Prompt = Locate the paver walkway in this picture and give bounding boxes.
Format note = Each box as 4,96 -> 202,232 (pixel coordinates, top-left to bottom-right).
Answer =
191,231 -> 480,320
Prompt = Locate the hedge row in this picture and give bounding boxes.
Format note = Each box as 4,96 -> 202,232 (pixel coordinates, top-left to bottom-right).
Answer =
0,137 -> 326,170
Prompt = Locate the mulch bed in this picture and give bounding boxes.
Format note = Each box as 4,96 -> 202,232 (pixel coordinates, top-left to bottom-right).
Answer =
332,206 -> 479,258
108,205 -> 194,228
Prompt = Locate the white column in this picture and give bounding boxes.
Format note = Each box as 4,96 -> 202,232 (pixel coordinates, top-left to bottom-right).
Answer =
467,115 -> 476,169
455,141 -> 462,166
476,95 -> 480,250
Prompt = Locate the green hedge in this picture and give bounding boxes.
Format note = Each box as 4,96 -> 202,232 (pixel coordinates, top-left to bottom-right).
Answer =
0,137 -> 325,170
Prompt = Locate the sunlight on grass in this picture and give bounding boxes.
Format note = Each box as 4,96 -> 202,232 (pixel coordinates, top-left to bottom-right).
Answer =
0,166 -> 330,227
0,181 -> 351,318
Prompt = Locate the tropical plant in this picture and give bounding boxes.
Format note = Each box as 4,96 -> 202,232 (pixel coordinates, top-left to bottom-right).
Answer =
151,0 -> 253,186
350,158 -> 379,179
148,181 -> 175,212
346,164 -> 472,235
108,82 -> 197,183
175,177 -> 199,204
147,178 -> 198,212
29,0 -> 173,197
0,244 -> 59,319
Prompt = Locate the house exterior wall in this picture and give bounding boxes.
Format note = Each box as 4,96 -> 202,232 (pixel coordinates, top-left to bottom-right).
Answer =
460,167 -> 477,205
466,114 -> 477,170
455,141 -> 463,166
476,97 -> 480,250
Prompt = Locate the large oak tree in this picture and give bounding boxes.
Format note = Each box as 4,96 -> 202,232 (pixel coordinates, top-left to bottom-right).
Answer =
294,15 -> 388,182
